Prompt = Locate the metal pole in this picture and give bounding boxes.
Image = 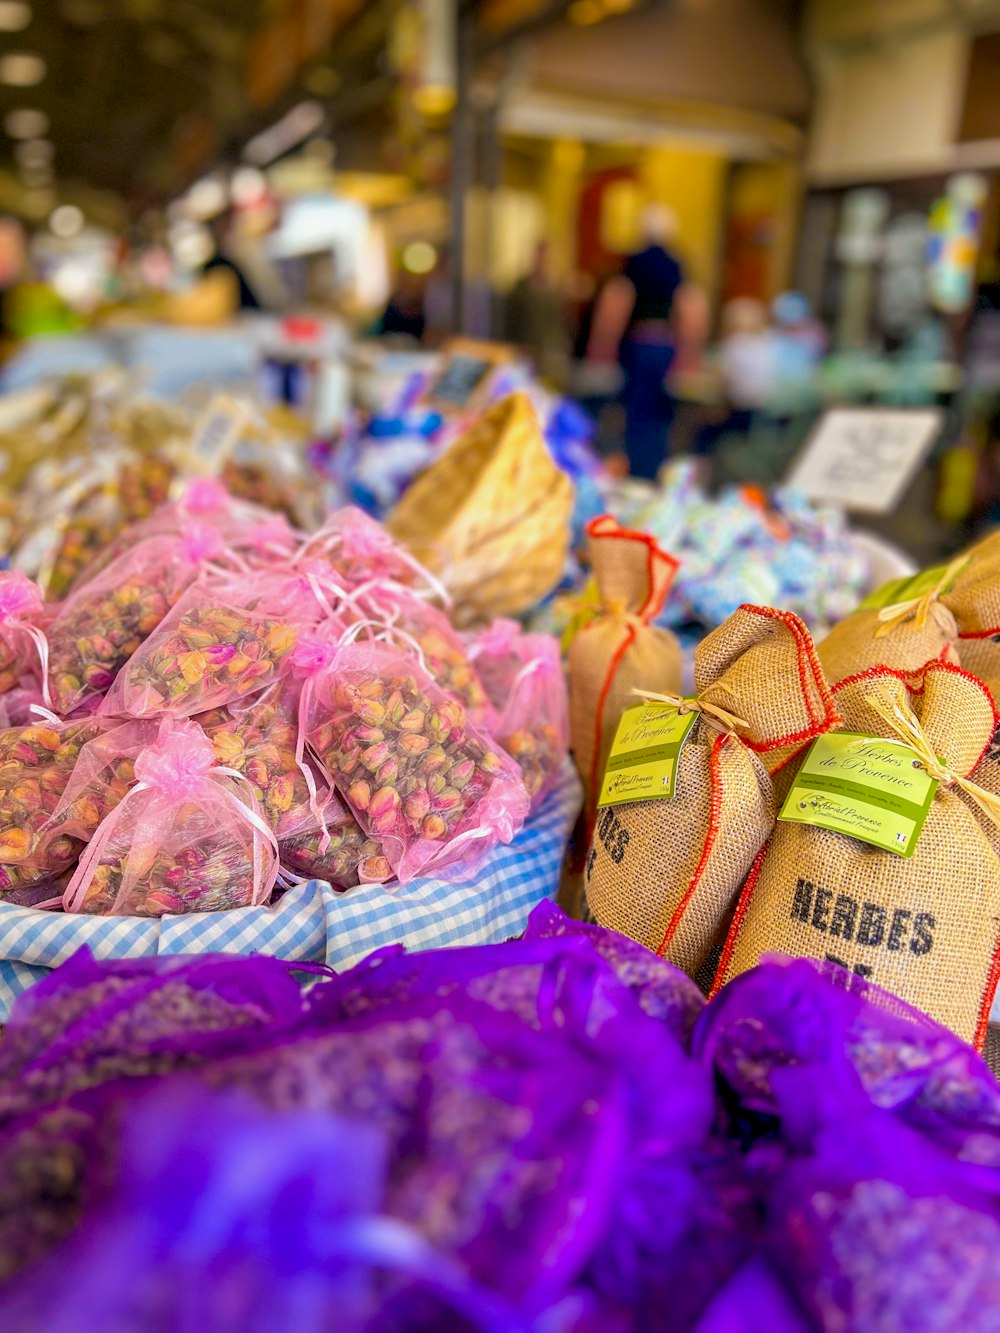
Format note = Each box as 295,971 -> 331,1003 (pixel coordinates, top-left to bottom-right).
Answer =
449,2 -> 475,334
479,99 -> 502,339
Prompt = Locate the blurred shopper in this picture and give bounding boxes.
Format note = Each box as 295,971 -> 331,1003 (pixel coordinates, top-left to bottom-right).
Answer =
505,241 -> 570,387
771,291 -> 826,386
693,298 -> 777,457
201,209 -> 261,311
422,246 -> 453,347
378,269 -> 426,341
619,205 -> 685,479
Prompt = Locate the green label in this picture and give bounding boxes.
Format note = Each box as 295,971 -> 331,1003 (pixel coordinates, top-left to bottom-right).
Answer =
779,731 -> 938,858
598,702 -> 698,807
858,562 -> 950,612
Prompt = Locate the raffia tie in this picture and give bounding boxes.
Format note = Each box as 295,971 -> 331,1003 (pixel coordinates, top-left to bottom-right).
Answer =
605,598 -> 648,629
863,693 -> 1000,830
875,553 -> 972,637
631,688 -> 749,736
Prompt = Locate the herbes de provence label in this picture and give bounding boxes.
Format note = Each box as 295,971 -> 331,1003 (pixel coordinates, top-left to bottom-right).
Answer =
778,731 -> 938,858
598,702 -> 698,808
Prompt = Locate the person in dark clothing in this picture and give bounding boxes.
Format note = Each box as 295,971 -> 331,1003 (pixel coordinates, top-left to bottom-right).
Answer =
202,209 -> 261,310
619,205 -> 684,480
378,269 -> 428,341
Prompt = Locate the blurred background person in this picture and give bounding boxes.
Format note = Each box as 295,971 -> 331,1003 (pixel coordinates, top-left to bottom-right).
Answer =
378,267 -> 426,341
693,297 -> 777,461
771,290 -> 827,387
505,240 -> 570,387
201,207 -> 262,312
618,203 -> 685,479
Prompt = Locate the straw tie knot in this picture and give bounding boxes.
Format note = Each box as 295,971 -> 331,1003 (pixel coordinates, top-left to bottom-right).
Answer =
875,554 -> 971,638
863,693 -> 1000,829
631,688 -> 749,736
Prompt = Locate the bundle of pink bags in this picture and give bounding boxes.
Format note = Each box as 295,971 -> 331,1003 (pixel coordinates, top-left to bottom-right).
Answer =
0,482 -> 568,918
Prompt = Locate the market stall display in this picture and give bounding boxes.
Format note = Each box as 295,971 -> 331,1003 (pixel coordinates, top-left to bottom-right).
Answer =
600,460 -> 878,638
0,424 -> 578,1003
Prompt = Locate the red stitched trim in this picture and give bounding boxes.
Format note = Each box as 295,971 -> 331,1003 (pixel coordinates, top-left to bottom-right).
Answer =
586,623 -> 637,834
657,732 -> 728,956
733,605 -> 840,750
710,837 -> 770,997
975,929 -> 1000,1052
957,627 -> 1000,641
585,513 -> 680,619
833,659 -> 999,775
769,739 -> 812,777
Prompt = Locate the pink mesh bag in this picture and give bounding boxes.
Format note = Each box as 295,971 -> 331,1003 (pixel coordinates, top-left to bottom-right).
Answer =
0,571 -> 49,703
197,673 -> 330,842
469,620 -> 568,809
298,506 -> 449,602
47,523 -> 230,716
0,716 -> 107,898
304,638 -> 529,884
278,781 -> 390,888
100,570 -> 323,720
44,717 -> 160,847
63,716 -> 278,916
68,477 -> 285,593
345,580 -> 495,727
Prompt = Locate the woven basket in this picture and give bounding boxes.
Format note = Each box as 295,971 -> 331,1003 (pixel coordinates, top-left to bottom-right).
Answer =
387,392 -> 572,623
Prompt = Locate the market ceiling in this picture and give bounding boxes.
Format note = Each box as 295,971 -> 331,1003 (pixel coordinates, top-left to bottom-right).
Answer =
0,0 -> 389,209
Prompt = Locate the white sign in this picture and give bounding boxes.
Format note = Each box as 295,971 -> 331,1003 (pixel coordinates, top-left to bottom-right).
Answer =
785,408 -> 942,515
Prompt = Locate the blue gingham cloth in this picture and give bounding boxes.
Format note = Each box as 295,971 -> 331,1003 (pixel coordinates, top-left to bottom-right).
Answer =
0,761 -> 581,1021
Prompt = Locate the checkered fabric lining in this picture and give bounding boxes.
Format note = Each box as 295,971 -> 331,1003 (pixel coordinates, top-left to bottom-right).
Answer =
0,761 -> 582,1021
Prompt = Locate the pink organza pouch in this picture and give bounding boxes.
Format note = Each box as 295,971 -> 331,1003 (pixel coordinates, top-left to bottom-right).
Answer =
197,672 -> 330,842
44,717 -> 160,847
298,506 -> 448,602
0,686 -> 48,729
47,523 -> 231,716
63,716 -> 278,916
278,778 -> 390,889
100,570 -> 324,720
68,478 -> 287,593
0,571 -> 49,701
0,716 -> 108,897
469,621 -> 569,809
304,638 -> 529,884
344,581 -> 495,727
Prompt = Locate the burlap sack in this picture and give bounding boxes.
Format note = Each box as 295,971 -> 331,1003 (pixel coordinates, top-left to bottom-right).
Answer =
715,660 -> 1000,1049
568,516 -> 680,830
818,576 -> 959,687
820,538 -> 1000,688
952,531 -> 1000,704
584,605 -> 838,976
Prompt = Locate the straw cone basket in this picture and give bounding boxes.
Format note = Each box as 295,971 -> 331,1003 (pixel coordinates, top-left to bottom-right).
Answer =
387,392 -> 572,625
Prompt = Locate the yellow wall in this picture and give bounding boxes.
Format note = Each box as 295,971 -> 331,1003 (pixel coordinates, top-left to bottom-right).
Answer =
504,136 -> 731,298
638,144 -> 728,295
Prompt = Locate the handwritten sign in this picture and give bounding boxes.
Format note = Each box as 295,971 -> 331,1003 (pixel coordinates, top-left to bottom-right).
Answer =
785,408 -> 942,515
